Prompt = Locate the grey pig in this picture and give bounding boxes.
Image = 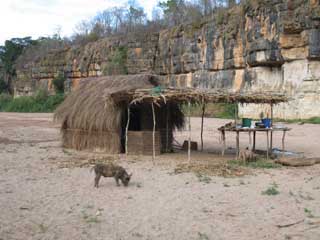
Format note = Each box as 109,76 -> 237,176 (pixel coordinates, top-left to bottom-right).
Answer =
91,163 -> 132,187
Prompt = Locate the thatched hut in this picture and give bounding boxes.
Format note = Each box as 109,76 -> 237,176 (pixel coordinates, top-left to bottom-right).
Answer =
54,74 -> 184,155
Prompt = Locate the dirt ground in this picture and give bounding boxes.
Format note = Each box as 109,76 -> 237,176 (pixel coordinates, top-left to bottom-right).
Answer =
0,112 -> 319,240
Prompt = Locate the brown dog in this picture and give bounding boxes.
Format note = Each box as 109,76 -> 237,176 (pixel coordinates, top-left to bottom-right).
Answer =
239,148 -> 257,164
91,163 -> 132,188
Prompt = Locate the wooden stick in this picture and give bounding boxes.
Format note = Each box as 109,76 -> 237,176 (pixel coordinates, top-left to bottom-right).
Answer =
282,130 -> 286,157
253,131 -> 256,151
276,219 -> 304,228
249,131 -> 252,151
236,131 -> 240,159
200,102 -> 205,151
234,102 -> 237,125
151,102 -> 156,164
125,105 -> 130,155
221,130 -> 226,156
188,101 -> 191,164
270,103 -> 273,152
266,130 -> 269,160
166,103 -> 169,152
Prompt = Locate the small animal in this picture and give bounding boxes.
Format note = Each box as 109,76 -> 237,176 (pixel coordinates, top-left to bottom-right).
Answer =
239,148 -> 257,164
91,163 -> 132,188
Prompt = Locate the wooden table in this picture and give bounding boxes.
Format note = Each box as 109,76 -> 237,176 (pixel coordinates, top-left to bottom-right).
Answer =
218,127 -> 291,159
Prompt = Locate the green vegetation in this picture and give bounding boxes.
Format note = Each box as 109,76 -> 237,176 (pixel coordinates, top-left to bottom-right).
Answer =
52,72 -> 66,93
104,46 -> 128,75
0,90 -> 64,113
198,232 -> 210,240
0,37 -> 37,93
262,183 -> 280,196
196,172 -> 211,184
0,78 -> 7,94
182,102 -> 236,119
0,93 -> 12,110
228,159 -> 282,169
304,208 -> 314,218
274,117 -> 320,125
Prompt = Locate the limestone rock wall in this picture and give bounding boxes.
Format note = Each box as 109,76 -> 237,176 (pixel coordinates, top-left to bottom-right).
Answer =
14,0 -> 320,119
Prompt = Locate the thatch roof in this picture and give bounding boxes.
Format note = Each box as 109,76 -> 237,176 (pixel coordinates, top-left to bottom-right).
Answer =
55,74 -> 288,131
113,88 -> 289,105
54,74 -> 159,132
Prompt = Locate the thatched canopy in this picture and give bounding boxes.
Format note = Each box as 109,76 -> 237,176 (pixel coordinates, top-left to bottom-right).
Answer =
113,88 -> 289,105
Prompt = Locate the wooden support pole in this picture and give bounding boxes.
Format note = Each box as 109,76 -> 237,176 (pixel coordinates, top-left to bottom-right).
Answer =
270,103 -> 273,152
221,130 -> 226,156
282,130 -> 286,157
188,101 -> 191,164
151,102 -> 156,164
200,102 -> 205,151
266,130 -> 269,160
249,131 -> 252,151
166,103 -> 169,153
125,105 -> 130,155
234,102 -> 238,125
236,131 -> 240,159
253,131 -> 256,151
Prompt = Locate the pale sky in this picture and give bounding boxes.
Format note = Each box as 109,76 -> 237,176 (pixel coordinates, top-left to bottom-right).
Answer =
0,0 -> 160,45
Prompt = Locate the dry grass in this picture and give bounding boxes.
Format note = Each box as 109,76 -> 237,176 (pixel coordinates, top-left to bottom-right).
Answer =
54,155 -> 117,169
174,162 -> 250,178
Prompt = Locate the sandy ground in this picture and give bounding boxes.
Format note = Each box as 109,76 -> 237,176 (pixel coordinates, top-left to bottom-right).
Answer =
0,112 -> 319,240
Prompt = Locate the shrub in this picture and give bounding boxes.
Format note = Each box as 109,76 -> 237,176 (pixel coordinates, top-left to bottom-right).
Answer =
0,93 -> 65,113
262,183 -> 280,196
0,78 -> 8,94
34,89 -> 48,102
104,47 -> 128,75
52,72 -> 66,93
181,102 -> 236,119
0,93 -> 12,111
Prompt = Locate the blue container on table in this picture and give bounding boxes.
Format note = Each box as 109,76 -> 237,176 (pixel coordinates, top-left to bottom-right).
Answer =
262,118 -> 272,128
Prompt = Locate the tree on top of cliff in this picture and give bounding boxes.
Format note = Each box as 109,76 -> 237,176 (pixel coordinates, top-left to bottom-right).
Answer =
0,37 -> 36,93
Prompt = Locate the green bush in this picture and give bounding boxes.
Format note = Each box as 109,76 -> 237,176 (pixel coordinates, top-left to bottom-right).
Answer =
0,93 -> 12,111
52,73 -> 66,93
0,78 -> 8,93
104,47 -> 128,75
0,93 -> 65,112
181,102 -> 236,119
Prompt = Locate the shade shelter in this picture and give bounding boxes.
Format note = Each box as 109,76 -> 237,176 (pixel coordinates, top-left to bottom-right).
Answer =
55,73 -> 289,161
114,87 -> 289,161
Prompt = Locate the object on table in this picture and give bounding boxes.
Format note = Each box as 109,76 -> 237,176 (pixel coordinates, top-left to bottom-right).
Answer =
262,118 -> 272,128
242,118 -> 252,128
255,122 -> 265,128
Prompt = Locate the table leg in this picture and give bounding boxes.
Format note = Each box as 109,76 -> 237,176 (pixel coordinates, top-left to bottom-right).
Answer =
221,130 -> 226,156
253,131 -> 256,151
236,131 -> 240,159
270,131 -> 273,152
282,130 -> 286,157
249,131 -> 252,151
266,130 -> 269,160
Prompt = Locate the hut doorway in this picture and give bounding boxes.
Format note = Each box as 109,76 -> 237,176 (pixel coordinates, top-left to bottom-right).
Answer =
120,105 -> 142,153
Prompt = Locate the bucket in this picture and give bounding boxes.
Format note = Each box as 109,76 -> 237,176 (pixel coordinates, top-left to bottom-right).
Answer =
262,118 -> 272,128
242,118 -> 252,127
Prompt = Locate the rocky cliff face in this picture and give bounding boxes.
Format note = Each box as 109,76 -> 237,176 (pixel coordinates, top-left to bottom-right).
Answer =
14,0 -> 320,119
